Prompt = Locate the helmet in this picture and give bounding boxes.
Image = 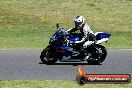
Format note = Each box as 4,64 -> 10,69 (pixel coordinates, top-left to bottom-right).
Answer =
74,16 -> 85,28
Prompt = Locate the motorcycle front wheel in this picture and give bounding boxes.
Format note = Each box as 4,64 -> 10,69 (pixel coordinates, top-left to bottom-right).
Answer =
40,46 -> 58,64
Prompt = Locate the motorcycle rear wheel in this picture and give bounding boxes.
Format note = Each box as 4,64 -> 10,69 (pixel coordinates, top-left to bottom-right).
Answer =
87,44 -> 107,64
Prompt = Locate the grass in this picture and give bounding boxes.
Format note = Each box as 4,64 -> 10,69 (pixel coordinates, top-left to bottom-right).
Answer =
0,0 -> 132,49
0,80 -> 131,88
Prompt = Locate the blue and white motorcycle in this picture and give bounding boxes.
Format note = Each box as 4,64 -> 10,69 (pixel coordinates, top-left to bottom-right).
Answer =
40,24 -> 111,64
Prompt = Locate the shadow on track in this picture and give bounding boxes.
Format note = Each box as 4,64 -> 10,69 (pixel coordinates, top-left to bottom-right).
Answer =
39,62 -> 102,66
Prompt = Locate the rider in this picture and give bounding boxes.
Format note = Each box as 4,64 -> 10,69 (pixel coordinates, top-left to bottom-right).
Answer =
67,16 -> 96,48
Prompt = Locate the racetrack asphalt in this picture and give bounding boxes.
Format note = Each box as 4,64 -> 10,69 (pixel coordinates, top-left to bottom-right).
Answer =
0,49 -> 132,80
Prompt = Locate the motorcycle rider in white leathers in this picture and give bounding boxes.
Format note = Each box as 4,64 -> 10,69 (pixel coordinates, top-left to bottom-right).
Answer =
67,16 -> 96,48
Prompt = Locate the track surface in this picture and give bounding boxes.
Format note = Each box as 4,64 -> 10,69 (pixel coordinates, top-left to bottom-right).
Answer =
0,49 -> 132,80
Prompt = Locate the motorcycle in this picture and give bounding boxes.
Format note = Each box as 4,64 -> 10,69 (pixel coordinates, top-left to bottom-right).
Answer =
40,24 -> 111,64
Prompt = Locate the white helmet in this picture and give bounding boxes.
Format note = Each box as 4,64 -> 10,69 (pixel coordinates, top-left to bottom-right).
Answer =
74,16 -> 85,28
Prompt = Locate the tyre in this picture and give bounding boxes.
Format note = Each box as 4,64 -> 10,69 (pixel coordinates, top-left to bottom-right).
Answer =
87,45 -> 107,64
40,46 -> 58,64
76,76 -> 87,85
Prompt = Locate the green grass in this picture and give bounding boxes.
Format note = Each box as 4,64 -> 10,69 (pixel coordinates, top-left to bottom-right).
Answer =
0,0 -> 132,49
0,80 -> 131,88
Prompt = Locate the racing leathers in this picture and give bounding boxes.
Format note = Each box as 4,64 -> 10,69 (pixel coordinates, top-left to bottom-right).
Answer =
67,23 -> 96,48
